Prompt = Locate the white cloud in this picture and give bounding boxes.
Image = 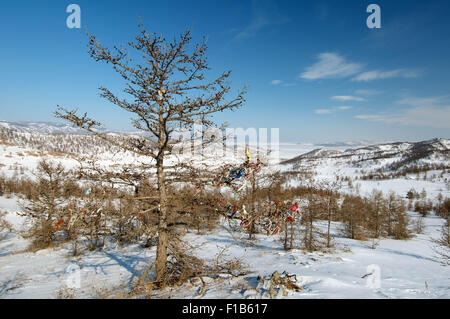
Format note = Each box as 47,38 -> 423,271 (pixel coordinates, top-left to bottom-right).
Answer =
352,69 -> 419,82
300,53 -> 363,80
236,16 -> 271,40
315,106 -> 352,115
397,96 -> 445,107
270,80 -> 283,85
300,51 -> 419,84
355,96 -> 450,129
315,109 -> 333,114
331,95 -> 365,102
355,114 -> 387,121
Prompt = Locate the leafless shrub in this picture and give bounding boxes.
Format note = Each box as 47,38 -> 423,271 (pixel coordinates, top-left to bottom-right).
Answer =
414,216 -> 425,234
19,159 -> 71,250
432,208 -> 450,265
0,211 -> 13,240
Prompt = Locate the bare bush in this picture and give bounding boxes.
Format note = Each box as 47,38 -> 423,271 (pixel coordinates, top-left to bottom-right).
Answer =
19,159 -> 71,249
0,211 -> 13,240
414,216 -> 425,234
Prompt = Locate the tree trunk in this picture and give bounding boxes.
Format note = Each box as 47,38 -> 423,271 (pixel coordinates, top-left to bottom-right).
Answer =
249,171 -> 256,240
155,157 -> 168,284
309,211 -> 313,251
350,212 -> 355,240
289,220 -> 294,249
327,193 -> 332,248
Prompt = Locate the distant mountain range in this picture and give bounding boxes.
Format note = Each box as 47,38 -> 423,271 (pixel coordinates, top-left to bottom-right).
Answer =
0,120 -> 101,135
1,121 -> 449,172
282,138 -> 450,173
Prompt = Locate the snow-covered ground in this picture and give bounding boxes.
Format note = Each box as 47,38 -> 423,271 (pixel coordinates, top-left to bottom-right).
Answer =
0,132 -> 449,299
0,192 -> 449,299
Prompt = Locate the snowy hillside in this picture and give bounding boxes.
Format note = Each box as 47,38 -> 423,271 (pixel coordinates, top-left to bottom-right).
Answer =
0,122 -> 449,198
281,138 -> 450,199
0,122 -> 449,299
283,138 -> 450,168
0,120 -> 101,135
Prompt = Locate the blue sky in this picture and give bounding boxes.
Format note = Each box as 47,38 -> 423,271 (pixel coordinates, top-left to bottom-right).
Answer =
1,0 -> 449,142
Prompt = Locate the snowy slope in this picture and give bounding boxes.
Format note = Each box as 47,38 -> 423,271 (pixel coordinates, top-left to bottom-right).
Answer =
284,138 -> 449,166
281,138 -> 450,199
0,202 -> 448,299
0,121 -> 97,135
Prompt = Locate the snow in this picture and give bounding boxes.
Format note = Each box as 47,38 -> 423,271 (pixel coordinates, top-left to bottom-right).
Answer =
0,129 -> 449,299
1,198 -> 448,298
0,120 -> 106,135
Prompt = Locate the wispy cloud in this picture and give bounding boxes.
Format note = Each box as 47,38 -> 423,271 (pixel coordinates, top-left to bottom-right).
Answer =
352,69 -> 419,82
331,95 -> 365,102
355,96 -> 450,129
270,80 -> 283,85
234,0 -> 289,40
315,109 -> 333,114
301,52 -> 419,84
355,89 -> 382,96
397,96 -> 445,107
315,106 -> 352,115
300,53 -> 363,80
269,80 -> 297,87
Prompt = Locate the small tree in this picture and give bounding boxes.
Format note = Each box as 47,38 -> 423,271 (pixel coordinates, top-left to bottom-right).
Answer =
386,191 -> 410,239
420,188 -> 427,200
414,216 -> 425,234
301,183 -> 326,252
318,180 -> 340,248
435,193 -> 444,217
367,190 -> 386,239
432,208 -> 450,265
340,195 -> 365,240
414,200 -> 432,217
406,188 -> 417,200
0,211 -> 12,240
19,160 -> 69,249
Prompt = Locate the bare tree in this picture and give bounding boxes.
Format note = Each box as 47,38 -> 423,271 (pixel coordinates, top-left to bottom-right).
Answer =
432,199 -> 450,265
386,191 -> 410,239
75,157 -> 153,196
301,182 -> 325,252
432,218 -> 450,265
0,211 -> 12,240
55,24 -> 246,285
339,195 -> 365,240
368,190 -> 386,239
316,180 -> 340,248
